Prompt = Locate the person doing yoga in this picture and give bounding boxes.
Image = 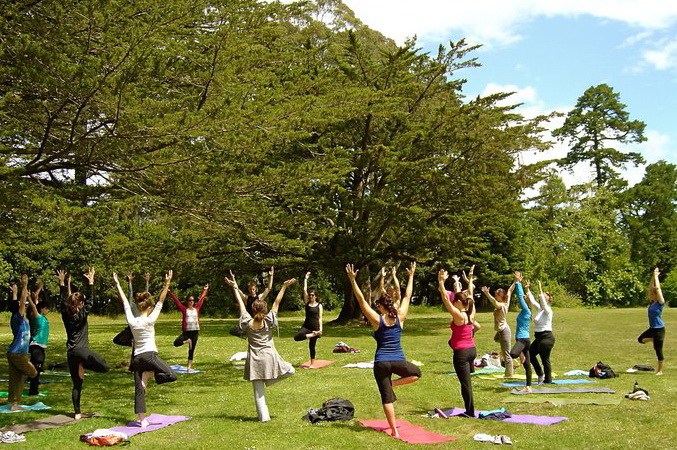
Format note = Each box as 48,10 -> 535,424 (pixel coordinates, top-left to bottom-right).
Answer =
6,276 -> 38,410
294,272 -> 323,368
638,267 -> 666,375
58,268 -> 109,419
113,270 -> 177,427
526,280 -> 555,384
508,271 -> 532,392
439,266 -> 477,417
346,262 -> 420,438
225,271 -> 296,422
169,284 -> 208,371
229,267 -> 274,338
26,282 -> 50,397
112,273 -> 149,348
481,281 -> 516,377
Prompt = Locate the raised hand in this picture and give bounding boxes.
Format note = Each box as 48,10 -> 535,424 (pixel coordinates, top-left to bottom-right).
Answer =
143,272 -> 151,282
451,274 -> 460,282
438,269 -> 449,284
112,272 -> 120,285
524,279 -> 531,290
405,261 -> 416,277
268,267 -> 274,277
164,270 -> 173,284
481,286 -> 490,295
84,267 -> 95,285
126,272 -> 134,282
513,271 -> 523,282
345,264 -> 359,280
204,284 -> 209,290
305,271 -> 311,281
20,274 -> 28,287
9,283 -> 17,299
283,278 -> 297,287
56,269 -> 66,285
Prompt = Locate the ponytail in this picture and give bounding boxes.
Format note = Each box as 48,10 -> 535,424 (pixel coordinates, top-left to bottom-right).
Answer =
377,294 -> 398,319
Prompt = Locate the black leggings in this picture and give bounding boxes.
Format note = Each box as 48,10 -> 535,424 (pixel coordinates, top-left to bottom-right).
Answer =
294,327 -> 319,360
67,347 -> 109,414
531,331 -> 555,383
132,351 -> 177,414
174,330 -> 199,361
452,347 -> 477,416
638,327 -> 665,361
510,338 -> 532,386
373,360 -> 422,404
28,345 -> 45,396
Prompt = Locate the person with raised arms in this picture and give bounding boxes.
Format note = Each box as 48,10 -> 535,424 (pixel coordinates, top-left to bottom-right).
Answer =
439,266 -> 477,418
481,280 -> 516,377
229,267 -> 274,338
293,272 -> 323,368
169,284 -> 209,371
345,262 -> 420,438
6,276 -> 38,410
508,272 -> 532,392
526,280 -> 555,384
638,267 -> 666,375
26,282 -> 50,397
225,271 -> 296,422
113,270 -> 177,427
58,268 -> 110,419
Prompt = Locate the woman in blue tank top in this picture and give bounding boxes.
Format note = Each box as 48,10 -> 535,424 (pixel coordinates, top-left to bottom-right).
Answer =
346,262 -> 421,438
637,267 -> 666,375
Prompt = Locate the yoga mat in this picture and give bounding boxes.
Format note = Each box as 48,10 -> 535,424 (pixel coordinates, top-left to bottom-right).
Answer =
299,360 -> 334,369
501,379 -> 594,387
169,365 -> 203,374
0,378 -> 63,384
502,397 -> 622,406
451,367 -> 504,376
90,414 -> 190,438
443,408 -> 567,425
0,402 -> 51,414
359,419 -> 456,444
511,387 -> 616,395
0,390 -> 48,398
342,362 -> 374,369
1,413 -> 99,434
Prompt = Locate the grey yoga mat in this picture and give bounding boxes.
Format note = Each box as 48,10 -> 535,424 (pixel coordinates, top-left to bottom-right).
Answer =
503,397 -> 622,405
511,387 -> 616,395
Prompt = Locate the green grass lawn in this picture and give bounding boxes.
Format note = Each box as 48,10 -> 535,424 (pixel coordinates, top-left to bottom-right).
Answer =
0,307 -> 673,449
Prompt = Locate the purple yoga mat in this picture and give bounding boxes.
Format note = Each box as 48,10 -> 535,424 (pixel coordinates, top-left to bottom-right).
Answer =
99,414 -> 190,437
443,408 -> 567,425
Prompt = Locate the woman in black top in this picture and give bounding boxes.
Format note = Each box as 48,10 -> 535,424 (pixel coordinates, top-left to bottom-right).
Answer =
294,272 -> 323,367
58,268 -> 109,419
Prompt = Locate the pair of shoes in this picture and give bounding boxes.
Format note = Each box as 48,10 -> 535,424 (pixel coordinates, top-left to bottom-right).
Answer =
1,431 -> 26,443
492,435 -> 513,445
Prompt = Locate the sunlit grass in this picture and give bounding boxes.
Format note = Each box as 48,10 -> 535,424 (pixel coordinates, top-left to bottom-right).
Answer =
0,307 -> 673,449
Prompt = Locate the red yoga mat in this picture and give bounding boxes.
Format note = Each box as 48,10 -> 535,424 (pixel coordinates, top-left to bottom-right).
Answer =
359,419 -> 457,444
299,360 -> 334,369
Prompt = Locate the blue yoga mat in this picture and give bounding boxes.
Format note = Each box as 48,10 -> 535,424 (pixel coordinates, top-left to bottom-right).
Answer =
0,401 -> 51,414
502,379 -> 595,387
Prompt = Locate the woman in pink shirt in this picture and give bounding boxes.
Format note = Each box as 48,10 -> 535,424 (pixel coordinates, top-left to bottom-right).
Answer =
168,285 -> 208,371
438,266 -> 477,418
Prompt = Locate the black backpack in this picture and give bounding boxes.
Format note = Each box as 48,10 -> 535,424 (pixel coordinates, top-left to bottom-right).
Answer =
303,398 -> 355,423
589,361 -> 617,379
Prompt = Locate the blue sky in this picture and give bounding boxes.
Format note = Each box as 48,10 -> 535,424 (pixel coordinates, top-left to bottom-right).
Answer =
339,0 -> 677,186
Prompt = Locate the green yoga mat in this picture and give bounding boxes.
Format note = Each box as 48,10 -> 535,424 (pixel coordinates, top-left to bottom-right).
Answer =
511,387 -> 616,395
503,397 -> 622,406
0,390 -> 48,398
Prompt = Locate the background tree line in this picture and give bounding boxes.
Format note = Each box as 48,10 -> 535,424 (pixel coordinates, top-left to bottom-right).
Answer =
1,0 -> 674,319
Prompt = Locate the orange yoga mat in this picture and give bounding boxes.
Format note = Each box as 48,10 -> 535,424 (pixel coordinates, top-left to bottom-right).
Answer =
299,360 -> 334,369
359,419 -> 457,444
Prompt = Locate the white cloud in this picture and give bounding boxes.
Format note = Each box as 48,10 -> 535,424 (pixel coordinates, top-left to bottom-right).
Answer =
340,0 -> 677,47
642,37 -> 677,69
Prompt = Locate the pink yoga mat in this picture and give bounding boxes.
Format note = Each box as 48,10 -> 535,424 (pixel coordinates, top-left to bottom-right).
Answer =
299,360 -> 334,369
94,414 -> 190,438
360,419 -> 457,444
443,408 -> 567,425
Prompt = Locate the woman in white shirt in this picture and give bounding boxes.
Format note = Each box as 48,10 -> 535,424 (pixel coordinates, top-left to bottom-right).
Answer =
526,280 -> 555,384
113,270 -> 178,427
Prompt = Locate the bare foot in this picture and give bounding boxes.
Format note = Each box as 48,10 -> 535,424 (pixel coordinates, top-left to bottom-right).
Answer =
185,338 -> 192,350
519,386 -> 532,393
656,371 -> 663,376
10,405 -> 26,411
140,418 -> 149,428
74,413 -> 82,420
389,428 -> 400,438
